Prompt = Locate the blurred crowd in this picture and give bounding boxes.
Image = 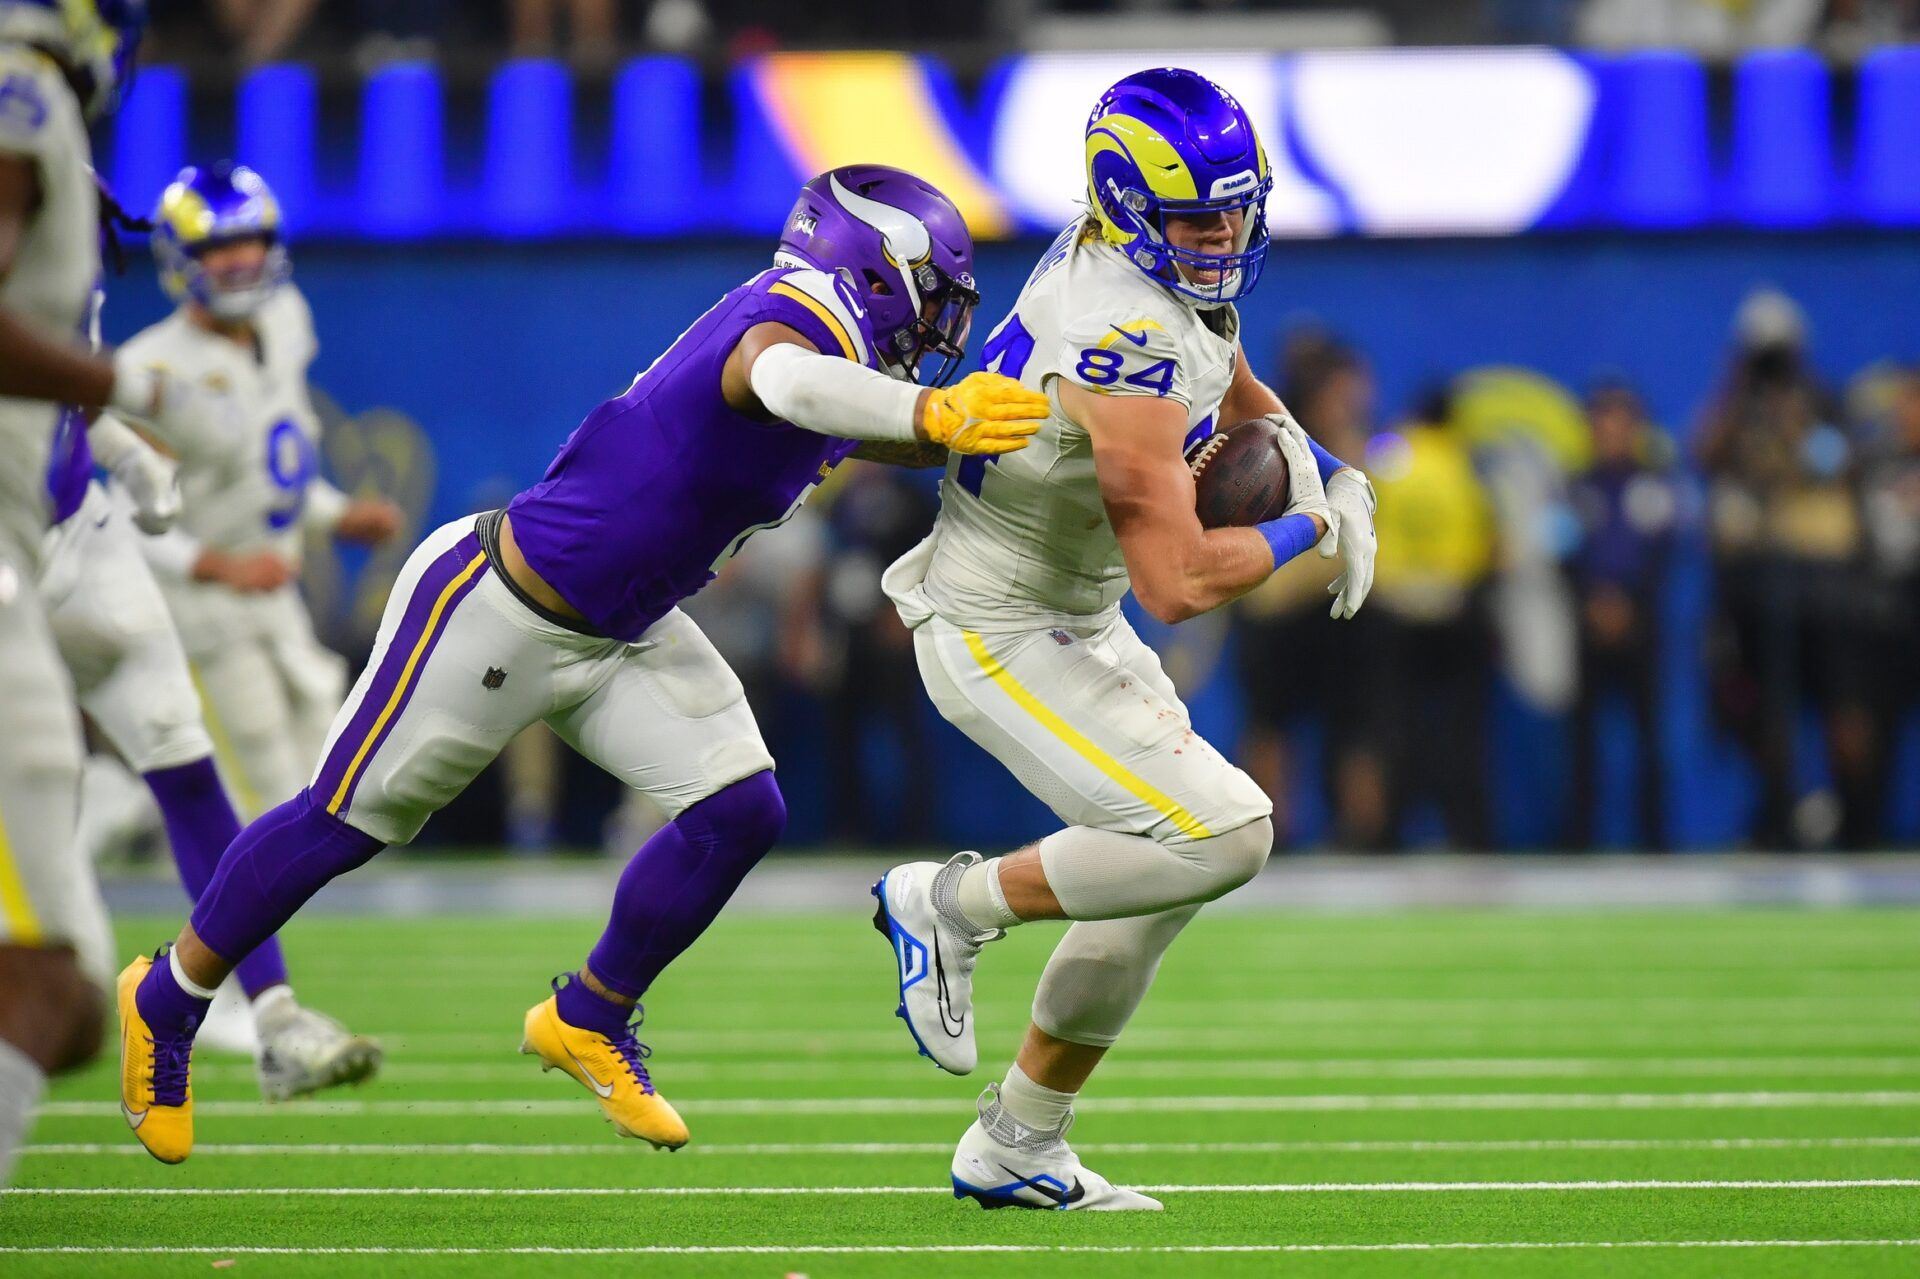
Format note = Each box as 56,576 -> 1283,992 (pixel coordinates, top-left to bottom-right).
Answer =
1240,289 -> 1920,852
149,0 -> 1920,70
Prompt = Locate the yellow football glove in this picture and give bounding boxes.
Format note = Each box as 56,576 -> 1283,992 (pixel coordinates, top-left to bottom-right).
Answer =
920,371 -> 1048,456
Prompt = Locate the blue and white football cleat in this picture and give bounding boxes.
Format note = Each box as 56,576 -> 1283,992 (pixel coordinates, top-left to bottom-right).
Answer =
871,852 -> 1000,1075
950,1084 -> 1162,1211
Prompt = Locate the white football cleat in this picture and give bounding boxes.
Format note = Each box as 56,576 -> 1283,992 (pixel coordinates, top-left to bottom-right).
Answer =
194,977 -> 261,1058
253,989 -> 383,1102
871,852 -> 1000,1075
949,1084 -> 1163,1211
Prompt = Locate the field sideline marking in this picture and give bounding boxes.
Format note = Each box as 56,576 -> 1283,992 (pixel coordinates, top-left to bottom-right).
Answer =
9,1179 -> 1919,1198
23,1136 -> 1920,1158
37,1090 -> 1920,1118
3,1241 -> 1918,1257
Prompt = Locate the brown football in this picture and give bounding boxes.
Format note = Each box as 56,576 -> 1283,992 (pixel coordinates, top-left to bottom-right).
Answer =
1188,417 -> 1292,528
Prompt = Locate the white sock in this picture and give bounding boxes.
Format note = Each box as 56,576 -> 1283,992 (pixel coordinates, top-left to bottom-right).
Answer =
956,859 -> 1020,931
0,1036 -> 47,1186
998,1061 -> 1075,1133
250,984 -> 297,1031
999,1062 -> 1075,1132
168,947 -> 218,1001
250,984 -> 294,1013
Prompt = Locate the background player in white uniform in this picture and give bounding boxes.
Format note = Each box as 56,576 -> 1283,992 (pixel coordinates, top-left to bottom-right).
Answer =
0,0 -> 240,1185
874,68 -> 1379,1209
107,162 -> 402,820
40,302 -> 383,1098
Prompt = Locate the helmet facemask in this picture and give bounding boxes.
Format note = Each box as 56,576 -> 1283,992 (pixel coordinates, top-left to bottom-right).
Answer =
1103,175 -> 1272,308
191,234 -> 291,321
871,258 -> 977,387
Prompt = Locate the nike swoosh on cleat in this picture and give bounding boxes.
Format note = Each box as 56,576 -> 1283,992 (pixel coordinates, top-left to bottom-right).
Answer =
931,933 -> 966,1039
121,1103 -> 147,1130
995,1163 -> 1086,1207
1108,325 -> 1150,346
563,1045 -> 615,1098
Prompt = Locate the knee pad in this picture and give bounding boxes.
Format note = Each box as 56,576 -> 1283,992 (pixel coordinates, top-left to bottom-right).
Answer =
1183,816 -> 1274,900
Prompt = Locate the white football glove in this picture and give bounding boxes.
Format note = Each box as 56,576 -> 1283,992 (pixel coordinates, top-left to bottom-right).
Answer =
108,350 -> 242,454
1318,467 -> 1377,620
1266,413 -> 1333,535
86,415 -> 180,534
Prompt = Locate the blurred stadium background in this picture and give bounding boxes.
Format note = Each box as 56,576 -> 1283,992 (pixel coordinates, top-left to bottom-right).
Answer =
84,0 -> 1920,858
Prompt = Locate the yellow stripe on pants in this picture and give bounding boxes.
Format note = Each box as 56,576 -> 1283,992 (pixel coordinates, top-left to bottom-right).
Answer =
327,551 -> 489,816
962,629 -> 1212,840
189,661 -> 264,818
0,805 -> 44,942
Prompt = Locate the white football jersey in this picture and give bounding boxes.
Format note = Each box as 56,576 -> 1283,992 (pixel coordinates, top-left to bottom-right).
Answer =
0,43 -> 99,553
111,285 -> 347,648
908,219 -> 1239,630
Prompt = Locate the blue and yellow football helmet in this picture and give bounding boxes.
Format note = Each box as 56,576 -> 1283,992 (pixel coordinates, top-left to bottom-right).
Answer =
1084,67 -> 1273,306
0,0 -> 148,119
152,162 -> 292,320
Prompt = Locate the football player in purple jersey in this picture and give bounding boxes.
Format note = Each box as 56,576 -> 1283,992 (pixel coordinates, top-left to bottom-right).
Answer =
115,164 -> 1047,1164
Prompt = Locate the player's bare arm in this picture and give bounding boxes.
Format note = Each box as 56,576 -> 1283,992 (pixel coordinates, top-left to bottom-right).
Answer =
849,439 -> 949,468
0,152 -> 114,405
1218,336 -> 1378,619
3,155 -> 233,446
1066,378 -> 1324,625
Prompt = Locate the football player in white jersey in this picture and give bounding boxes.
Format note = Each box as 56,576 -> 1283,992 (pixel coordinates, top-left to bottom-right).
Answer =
39,293 -> 382,1102
0,0 -> 239,1184
106,162 -> 403,821
873,68 -> 1379,1209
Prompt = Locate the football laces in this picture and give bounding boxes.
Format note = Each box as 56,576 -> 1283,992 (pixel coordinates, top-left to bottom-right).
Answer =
1186,433 -> 1228,479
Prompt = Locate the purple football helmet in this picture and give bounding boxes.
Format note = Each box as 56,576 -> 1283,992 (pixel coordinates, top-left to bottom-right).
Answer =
775,164 -> 978,386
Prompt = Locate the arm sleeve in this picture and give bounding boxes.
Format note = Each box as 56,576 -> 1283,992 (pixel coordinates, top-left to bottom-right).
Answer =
1305,436 -> 1349,485
1256,512 -> 1322,569
86,414 -> 155,470
747,341 -> 921,443
1055,309 -> 1191,407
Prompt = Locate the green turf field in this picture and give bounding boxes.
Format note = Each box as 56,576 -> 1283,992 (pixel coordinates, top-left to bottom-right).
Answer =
6,905 -> 1920,1277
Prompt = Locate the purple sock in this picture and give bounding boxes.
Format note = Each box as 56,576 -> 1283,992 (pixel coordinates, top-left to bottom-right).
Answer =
554,974 -> 631,1038
189,789 -> 386,972
135,949 -> 211,1044
586,771 -> 786,1000
145,759 -> 290,999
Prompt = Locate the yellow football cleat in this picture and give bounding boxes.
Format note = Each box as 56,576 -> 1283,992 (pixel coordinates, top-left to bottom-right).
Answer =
520,991 -> 689,1150
117,954 -> 195,1165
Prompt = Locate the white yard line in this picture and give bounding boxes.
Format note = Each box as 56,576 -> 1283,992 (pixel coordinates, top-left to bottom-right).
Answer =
345,993 -> 1920,1019
39,1089 -> 1920,1118
24,1135 -> 1920,1158
181,1055 -> 1920,1086
2,1240 -> 1919,1257
8,1179 -> 1920,1197
370,1013 -> 1920,1044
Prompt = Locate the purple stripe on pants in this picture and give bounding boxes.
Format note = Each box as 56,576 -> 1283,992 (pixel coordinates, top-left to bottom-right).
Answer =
311,530 -> 488,818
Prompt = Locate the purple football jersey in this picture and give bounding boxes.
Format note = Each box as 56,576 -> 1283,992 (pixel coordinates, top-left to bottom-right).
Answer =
507,267 -> 878,641
45,408 -> 93,525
